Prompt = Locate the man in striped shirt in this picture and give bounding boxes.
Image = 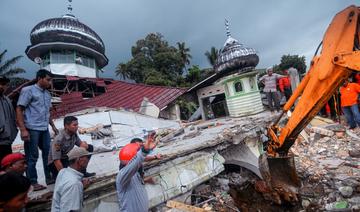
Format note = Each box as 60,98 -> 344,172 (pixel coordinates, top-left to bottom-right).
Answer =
259,68 -> 284,112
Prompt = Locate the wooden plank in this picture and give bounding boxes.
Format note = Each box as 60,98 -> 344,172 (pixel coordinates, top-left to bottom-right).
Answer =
166,200 -> 208,212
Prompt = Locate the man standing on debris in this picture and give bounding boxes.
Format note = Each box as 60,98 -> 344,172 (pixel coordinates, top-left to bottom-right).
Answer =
278,70 -> 292,101
116,133 -> 158,212
340,79 -> 360,130
48,116 -> 95,180
51,147 -> 92,212
16,69 -> 59,190
0,76 -> 18,163
259,68 -> 283,112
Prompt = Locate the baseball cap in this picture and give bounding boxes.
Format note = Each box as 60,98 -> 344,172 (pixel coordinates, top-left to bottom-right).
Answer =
1,153 -> 25,168
67,147 -> 92,160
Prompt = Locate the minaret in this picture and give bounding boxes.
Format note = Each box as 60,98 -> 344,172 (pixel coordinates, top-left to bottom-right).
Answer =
215,19 -> 263,117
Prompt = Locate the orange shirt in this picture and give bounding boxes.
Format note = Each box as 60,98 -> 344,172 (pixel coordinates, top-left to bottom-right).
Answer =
340,83 -> 360,107
278,76 -> 291,92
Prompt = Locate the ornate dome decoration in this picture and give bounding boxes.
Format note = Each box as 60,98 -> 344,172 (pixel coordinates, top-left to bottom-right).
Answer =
214,20 -> 259,74
25,1 -> 108,69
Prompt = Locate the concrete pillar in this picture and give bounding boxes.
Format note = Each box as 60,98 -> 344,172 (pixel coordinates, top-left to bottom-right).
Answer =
198,97 -> 206,121
175,104 -> 181,121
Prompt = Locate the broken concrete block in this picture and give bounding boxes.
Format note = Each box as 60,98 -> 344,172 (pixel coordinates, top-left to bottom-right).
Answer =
346,130 -> 360,141
302,199 -> 311,208
160,128 -> 185,143
182,130 -> 201,139
349,150 -> 360,158
310,126 -> 334,137
339,186 -> 353,198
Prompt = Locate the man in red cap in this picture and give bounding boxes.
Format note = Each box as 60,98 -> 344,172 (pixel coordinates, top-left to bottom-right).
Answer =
116,133 -> 158,212
0,153 -> 27,175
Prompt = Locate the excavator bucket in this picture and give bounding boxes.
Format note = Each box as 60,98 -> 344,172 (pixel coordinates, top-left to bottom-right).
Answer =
258,153 -> 301,205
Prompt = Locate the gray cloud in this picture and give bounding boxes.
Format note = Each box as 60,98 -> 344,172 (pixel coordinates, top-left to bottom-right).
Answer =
0,0 -> 357,79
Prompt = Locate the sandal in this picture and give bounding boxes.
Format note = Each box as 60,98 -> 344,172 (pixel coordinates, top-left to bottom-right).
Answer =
32,183 -> 47,191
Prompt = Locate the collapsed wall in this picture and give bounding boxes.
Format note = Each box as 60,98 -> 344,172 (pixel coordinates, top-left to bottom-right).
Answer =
27,109 -> 274,211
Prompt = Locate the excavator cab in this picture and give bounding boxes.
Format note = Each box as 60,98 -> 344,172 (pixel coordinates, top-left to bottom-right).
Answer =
258,5 -> 360,204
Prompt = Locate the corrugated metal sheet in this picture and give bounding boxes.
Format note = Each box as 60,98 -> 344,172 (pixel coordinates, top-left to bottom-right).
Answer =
53,80 -> 187,118
226,92 -> 264,117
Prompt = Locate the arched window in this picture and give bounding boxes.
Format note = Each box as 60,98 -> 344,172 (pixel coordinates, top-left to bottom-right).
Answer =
234,81 -> 243,93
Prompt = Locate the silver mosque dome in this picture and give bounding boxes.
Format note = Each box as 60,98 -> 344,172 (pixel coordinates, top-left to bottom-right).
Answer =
214,21 -> 259,74
25,14 -> 108,68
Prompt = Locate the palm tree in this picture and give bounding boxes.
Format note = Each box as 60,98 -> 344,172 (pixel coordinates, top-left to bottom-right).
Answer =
177,42 -> 192,67
205,47 -> 219,67
115,63 -> 130,80
0,49 -> 25,77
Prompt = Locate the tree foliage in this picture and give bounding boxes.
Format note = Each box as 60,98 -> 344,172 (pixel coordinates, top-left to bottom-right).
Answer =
0,49 -> 25,77
177,42 -> 192,67
273,54 -> 307,75
204,47 -> 219,67
185,65 -> 201,85
116,33 -> 189,86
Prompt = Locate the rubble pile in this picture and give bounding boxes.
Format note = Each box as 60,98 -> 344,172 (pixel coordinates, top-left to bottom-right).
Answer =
293,122 -> 360,211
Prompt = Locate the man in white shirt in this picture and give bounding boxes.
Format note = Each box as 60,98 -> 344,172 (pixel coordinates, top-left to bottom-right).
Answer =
259,68 -> 284,112
51,147 -> 92,212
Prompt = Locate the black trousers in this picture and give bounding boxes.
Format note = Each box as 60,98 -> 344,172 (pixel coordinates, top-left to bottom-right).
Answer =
48,158 -> 70,179
266,91 -> 280,111
284,87 -> 292,101
0,145 -> 12,166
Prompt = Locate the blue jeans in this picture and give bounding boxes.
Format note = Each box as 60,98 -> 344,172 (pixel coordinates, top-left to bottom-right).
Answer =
342,104 -> 360,129
24,129 -> 51,184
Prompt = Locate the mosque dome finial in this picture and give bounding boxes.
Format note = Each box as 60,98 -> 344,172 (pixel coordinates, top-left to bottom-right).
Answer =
214,19 -> 259,74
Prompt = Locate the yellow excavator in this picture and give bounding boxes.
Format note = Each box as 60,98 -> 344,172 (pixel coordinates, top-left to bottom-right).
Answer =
259,5 -> 360,204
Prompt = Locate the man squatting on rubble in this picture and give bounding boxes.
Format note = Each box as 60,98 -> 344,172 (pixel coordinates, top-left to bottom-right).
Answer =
51,147 -> 92,212
16,69 -> 59,190
116,132 -> 158,212
48,116 -> 95,179
259,68 -> 284,112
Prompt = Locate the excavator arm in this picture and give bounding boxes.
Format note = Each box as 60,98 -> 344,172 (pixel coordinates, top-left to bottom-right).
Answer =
259,5 -> 360,204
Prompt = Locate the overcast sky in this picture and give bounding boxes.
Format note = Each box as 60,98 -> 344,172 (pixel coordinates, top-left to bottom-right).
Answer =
0,0 -> 358,79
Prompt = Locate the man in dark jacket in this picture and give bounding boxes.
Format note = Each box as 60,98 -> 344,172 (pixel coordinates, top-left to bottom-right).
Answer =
0,76 -> 18,163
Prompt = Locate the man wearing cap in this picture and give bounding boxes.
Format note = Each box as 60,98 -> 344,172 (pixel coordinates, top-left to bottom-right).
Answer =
0,76 -> 18,163
0,153 -> 27,175
48,116 -> 95,180
16,69 -> 59,190
116,133 -> 158,212
51,147 -> 92,212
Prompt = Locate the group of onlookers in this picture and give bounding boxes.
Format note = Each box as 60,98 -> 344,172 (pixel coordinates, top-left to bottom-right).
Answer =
260,67 -> 360,131
0,69 -> 161,211
259,67 -> 293,112
0,69 -> 96,211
